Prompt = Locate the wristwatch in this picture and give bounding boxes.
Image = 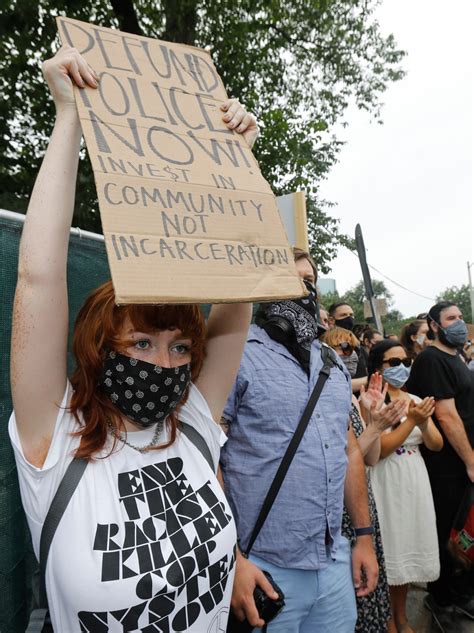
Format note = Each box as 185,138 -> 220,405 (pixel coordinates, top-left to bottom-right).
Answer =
354,526 -> 375,537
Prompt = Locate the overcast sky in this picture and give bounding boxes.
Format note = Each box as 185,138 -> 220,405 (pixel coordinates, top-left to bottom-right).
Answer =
318,0 -> 473,318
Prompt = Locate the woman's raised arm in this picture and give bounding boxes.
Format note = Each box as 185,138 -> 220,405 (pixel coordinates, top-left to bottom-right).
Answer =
10,47 -> 98,464
195,100 -> 258,420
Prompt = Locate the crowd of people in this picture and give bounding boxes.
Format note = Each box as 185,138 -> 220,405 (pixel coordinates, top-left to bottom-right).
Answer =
315,306 -> 474,632
8,46 -> 474,633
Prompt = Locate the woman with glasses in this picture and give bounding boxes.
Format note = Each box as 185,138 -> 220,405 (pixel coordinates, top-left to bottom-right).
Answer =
323,327 -> 405,633
368,340 -> 443,633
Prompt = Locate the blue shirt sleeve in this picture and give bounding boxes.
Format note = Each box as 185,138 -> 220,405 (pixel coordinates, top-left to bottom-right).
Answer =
222,370 -> 246,424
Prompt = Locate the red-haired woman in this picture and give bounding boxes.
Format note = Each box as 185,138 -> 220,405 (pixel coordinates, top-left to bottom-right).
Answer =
9,47 -> 265,631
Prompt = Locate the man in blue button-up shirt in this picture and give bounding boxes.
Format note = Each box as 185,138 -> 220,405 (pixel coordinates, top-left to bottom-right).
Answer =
221,251 -> 378,632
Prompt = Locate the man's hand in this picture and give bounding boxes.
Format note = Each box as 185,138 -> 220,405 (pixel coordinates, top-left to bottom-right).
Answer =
231,551 -> 279,627
344,427 -> 376,592
351,536 -> 378,597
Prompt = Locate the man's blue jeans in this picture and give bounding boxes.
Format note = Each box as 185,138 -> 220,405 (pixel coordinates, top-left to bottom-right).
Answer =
249,535 -> 357,633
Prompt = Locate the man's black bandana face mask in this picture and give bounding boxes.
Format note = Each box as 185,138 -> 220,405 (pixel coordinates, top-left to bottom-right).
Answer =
256,280 -> 320,373
100,350 -> 191,428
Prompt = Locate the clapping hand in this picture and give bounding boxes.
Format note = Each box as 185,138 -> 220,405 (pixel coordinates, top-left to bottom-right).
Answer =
407,397 -> 435,427
366,398 -> 406,433
360,373 -> 406,432
359,373 -> 387,421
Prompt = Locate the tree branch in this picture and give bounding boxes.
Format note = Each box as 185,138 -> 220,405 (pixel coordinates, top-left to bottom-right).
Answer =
162,0 -> 198,45
110,0 -> 143,35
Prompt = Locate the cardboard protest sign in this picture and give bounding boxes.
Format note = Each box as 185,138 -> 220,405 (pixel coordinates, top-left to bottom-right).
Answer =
57,17 -> 304,304
276,191 -> 309,252
363,298 -> 388,319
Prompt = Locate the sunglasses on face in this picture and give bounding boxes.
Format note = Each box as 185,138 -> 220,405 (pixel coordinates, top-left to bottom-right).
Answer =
383,357 -> 412,368
338,342 -> 356,356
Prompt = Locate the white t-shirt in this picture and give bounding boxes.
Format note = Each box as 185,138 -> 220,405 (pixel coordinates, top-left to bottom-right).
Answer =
9,382 -> 236,632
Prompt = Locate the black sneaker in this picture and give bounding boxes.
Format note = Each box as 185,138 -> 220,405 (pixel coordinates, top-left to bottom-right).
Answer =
424,595 -> 459,633
453,594 -> 474,620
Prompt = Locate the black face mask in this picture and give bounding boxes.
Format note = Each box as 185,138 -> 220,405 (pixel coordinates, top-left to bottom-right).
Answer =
100,351 -> 191,428
335,315 -> 355,331
256,281 -> 320,373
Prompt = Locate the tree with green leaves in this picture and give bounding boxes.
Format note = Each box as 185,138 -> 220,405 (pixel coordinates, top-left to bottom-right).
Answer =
340,279 -> 394,321
321,278 -> 393,322
0,0 -> 405,273
437,284 -> 473,324
320,278 -> 416,335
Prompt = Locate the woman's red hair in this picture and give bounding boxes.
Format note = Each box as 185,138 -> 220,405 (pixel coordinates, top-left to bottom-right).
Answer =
69,280 -> 206,459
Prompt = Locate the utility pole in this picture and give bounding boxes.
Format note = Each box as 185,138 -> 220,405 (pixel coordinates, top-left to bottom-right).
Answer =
468,261 -> 474,323
355,224 -> 383,333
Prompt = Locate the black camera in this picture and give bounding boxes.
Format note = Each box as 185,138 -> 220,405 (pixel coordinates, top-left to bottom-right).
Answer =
261,316 -> 295,346
254,571 -> 285,621
226,571 -> 285,632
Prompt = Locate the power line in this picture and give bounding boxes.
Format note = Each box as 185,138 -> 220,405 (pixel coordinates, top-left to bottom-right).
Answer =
317,224 -> 436,302
363,261 -> 435,302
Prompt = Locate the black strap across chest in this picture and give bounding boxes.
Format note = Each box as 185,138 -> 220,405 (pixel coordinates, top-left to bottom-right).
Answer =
243,344 -> 338,556
26,421 -> 214,631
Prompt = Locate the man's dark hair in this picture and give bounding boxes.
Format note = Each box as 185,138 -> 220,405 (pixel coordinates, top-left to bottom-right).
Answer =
426,301 -> 456,340
328,301 -> 352,317
362,327 -> 382,343
367,339 -> 403,377
353,323 -> 369,339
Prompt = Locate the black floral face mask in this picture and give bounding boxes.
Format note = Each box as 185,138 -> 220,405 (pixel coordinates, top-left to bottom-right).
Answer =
100,350 -> 191,428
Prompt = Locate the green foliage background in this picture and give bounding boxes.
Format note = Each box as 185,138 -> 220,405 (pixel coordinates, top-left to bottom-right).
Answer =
437,284 -> 473,324
321,279 -> 474,335
321,278 -> 419,336
0,0 -> 406,273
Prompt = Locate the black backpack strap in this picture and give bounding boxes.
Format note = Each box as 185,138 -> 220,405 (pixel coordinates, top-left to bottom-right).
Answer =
243,345 -> 336,556
322,343 -> 345,374
28,425 -> 213,630
27,456 -> 88,632
180,421 -> 216,473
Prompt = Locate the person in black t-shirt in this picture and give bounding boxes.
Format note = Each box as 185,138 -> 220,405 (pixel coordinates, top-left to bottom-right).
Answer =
406,301 -> 474,630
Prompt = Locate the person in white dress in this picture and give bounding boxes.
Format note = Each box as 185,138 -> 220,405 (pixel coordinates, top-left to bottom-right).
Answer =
8,46 -> 276,632
367,340 -> 443,633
